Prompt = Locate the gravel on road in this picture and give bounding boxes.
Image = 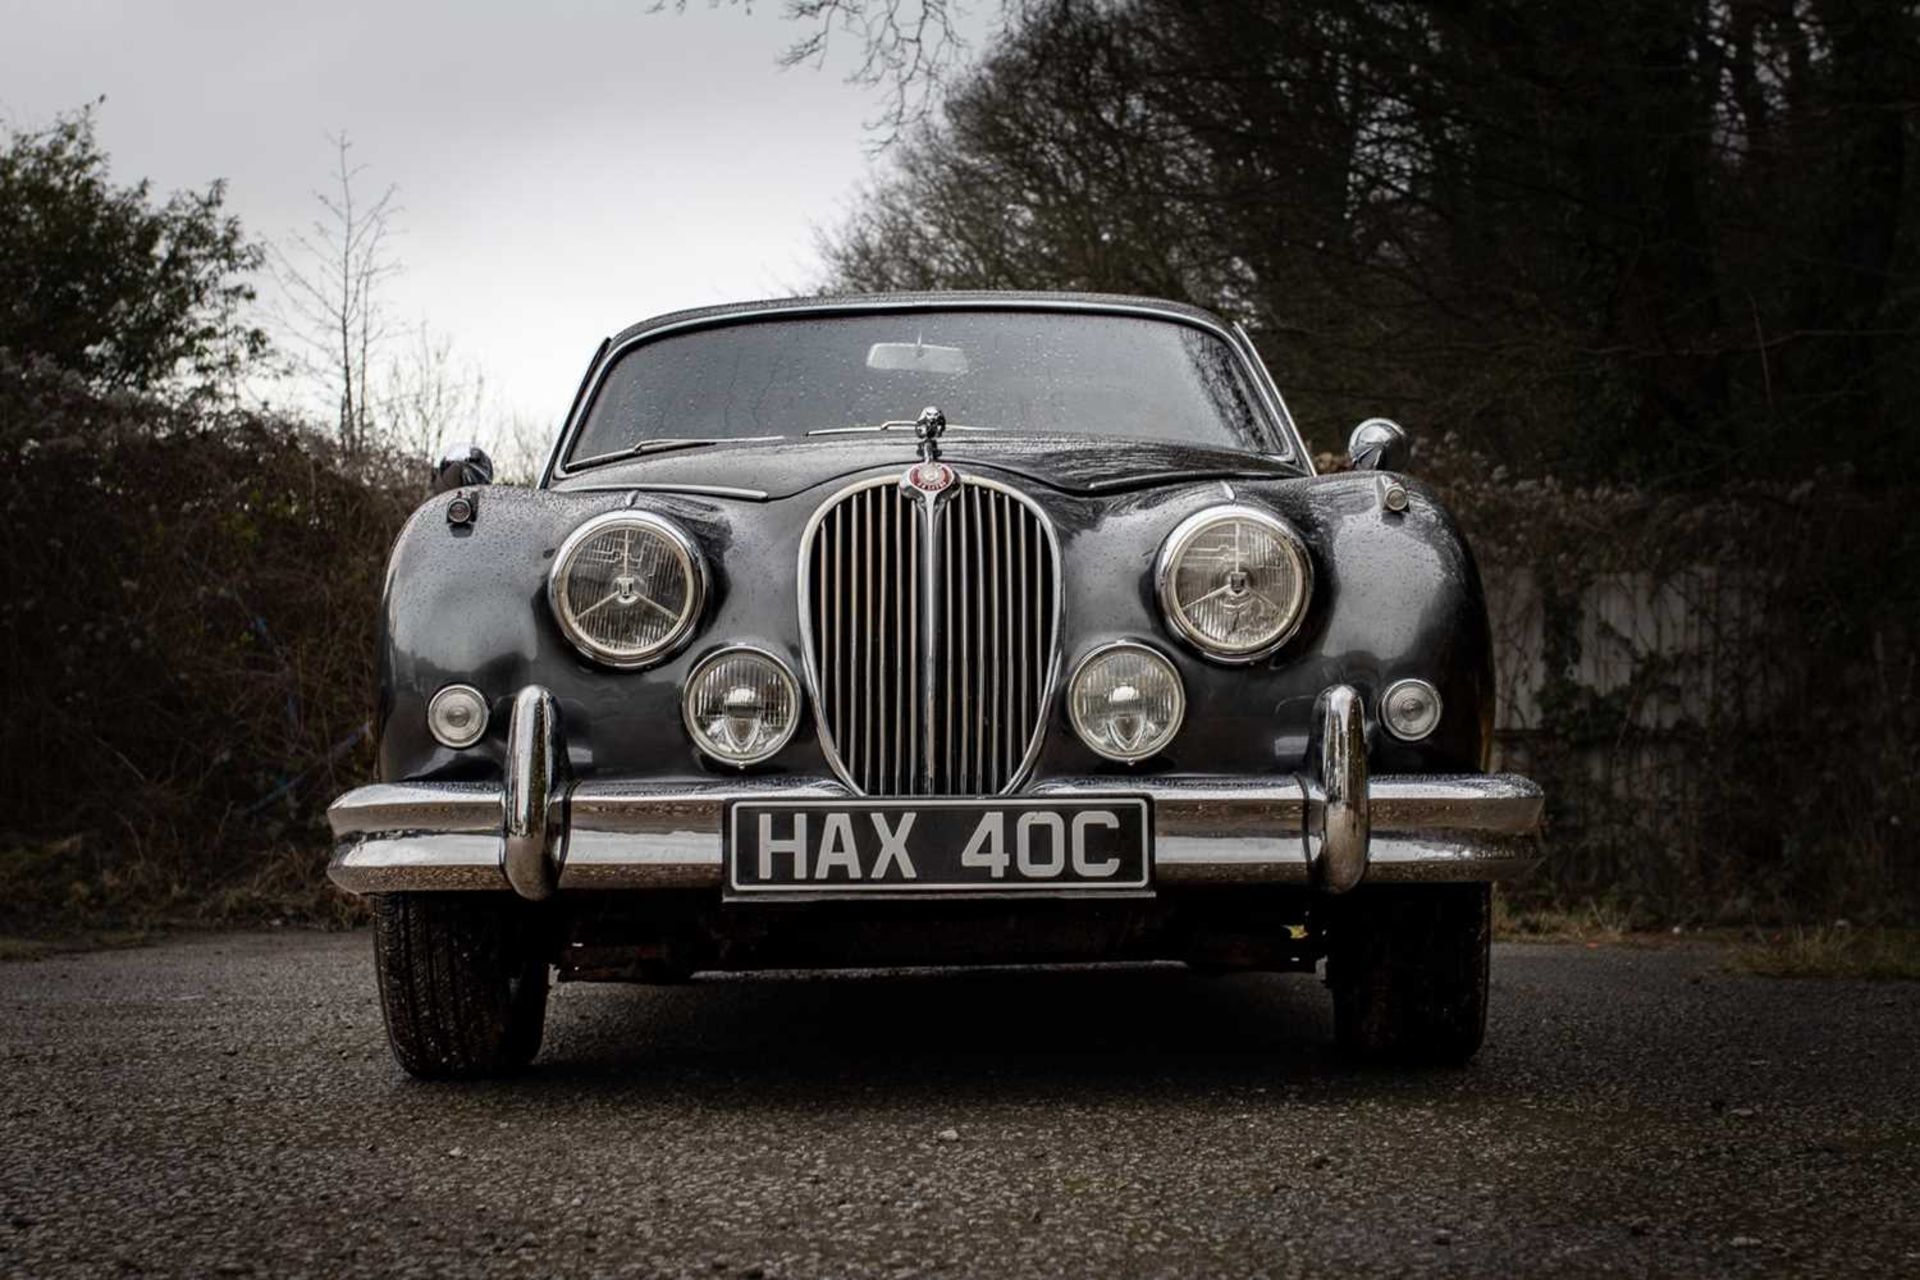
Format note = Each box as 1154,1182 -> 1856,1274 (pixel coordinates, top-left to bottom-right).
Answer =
2,933 -> 1915,1278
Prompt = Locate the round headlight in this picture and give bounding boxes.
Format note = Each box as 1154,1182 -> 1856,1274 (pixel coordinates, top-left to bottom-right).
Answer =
549,512 -> 706,668
426,683 -> 489,749
1381,677 -> 1442,741
1156,505 -> 1312,662
683,647 -> 801,765
1067,642 -> 1185,763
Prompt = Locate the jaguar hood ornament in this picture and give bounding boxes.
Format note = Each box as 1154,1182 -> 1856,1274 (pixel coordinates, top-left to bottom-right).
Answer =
903,405 -> 956,498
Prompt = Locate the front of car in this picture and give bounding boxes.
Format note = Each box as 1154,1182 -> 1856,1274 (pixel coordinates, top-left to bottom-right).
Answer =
328,293 -> 1542,1077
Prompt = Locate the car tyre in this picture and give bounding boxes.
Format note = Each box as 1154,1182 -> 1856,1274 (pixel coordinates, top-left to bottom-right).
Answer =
372,893 -> 550,1079
1327,884 -> 1489,1064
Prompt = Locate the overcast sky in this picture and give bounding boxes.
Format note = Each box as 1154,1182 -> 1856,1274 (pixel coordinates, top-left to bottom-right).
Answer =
1,0 -> 973,460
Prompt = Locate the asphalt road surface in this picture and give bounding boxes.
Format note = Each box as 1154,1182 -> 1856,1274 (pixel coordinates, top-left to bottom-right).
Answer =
3,933 -> 1916,1279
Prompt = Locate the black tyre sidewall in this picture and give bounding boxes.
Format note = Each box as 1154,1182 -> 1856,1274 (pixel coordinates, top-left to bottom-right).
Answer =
1329,884 -> 1491,1064
372,893 -> 550,1080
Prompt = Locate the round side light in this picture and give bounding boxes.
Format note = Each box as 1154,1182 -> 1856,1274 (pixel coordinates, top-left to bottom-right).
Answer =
427,683 -> 490,749
1381,678 -> 1443,741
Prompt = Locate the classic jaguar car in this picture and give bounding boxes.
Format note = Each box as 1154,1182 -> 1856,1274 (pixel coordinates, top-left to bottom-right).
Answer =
328,292 -> 1543,1077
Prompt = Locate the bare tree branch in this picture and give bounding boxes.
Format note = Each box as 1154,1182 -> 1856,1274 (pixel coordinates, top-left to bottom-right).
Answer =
652,0 -> 1015,146
270,133 -> 400,455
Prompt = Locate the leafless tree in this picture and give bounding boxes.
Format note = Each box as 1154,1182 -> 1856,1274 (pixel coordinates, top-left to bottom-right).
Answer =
655,0 -> 1020,145
824,0 -> 1920,485
272,134 -> 399,455
376,321 -> 487,463
487,410 -> 558,486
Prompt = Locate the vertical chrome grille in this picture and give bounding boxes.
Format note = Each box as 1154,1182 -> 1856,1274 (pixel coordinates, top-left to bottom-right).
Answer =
803,477 -> 1058,795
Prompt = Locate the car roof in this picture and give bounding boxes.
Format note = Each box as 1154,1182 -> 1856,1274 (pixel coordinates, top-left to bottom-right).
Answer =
607,291 -> 1237,347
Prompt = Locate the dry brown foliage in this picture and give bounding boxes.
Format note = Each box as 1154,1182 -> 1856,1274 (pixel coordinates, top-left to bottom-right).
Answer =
0,354 -> 415,930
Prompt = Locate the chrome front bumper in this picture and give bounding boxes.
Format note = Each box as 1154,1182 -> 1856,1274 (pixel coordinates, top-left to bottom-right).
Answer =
328,684 -> 1543,900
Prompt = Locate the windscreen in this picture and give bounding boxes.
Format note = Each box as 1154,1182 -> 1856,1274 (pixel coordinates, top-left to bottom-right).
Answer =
566,309 -> 1277,466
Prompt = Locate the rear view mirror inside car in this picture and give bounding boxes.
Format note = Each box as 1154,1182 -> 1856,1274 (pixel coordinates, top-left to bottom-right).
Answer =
866,339 -> 968,374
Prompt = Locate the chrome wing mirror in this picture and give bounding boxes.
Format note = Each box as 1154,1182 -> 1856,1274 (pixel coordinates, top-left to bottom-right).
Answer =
1346,418 -> 1410,472
431,442 -> 495,495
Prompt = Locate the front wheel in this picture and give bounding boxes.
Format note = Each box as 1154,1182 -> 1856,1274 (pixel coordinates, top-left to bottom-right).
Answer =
372,893 -> 550,1079
1326,884 -> 1490,1064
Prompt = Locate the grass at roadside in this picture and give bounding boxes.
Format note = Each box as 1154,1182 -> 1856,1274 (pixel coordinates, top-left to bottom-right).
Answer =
1728,926 -> 1920,980
0,840 -> 362,946
1496,893 -> 1919,979
1492,892 -> 1634,943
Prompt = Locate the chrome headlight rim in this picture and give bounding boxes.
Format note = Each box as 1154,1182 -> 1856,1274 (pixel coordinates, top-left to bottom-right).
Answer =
1066,639 -> 1187,764
547,510 -> 708,670
681,644 -> 803,766
1155,504 -> 1314,664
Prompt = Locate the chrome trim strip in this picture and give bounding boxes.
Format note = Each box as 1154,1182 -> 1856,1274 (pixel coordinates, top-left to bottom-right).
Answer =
566,776 -> 853,829
328,829 -> 1533,891
1082,469 -> 1286,494
326,771 -> 1540,893
328,775 -> 1537,841
330,835 -> 507,893
546,297 -> 1299,485
559,837 -> 722,889
1366,772 -> 1545,830
1231,320 -> 1316,473
540,335 -> 610,487
562,776 -> 853,890
328,781 -> 501,838
555,482 -> 774,501
1367,835 -> 1539,883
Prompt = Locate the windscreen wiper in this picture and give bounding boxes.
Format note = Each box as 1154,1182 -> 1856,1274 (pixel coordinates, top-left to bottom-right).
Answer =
805,422 -> 992,436
572,434 -> 784,468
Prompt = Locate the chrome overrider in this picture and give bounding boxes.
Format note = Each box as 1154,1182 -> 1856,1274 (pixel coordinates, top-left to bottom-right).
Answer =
326,682 -> 1543,899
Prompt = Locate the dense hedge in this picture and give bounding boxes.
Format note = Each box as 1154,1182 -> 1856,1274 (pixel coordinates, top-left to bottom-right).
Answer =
1,358 -> 1912,930
0,356 -> 415,929
1423,437 -> 1919,925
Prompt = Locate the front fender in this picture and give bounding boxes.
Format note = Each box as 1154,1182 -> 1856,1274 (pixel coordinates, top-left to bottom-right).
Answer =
375,485 -> 838,784
1030,470 -> 1493,778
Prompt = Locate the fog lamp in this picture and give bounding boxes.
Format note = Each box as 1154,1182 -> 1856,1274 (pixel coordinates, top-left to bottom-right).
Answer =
1381,678 -> 1442,741
1068,642 -> 1185,762
426,684 -> 490,749
683,647 -> 801,765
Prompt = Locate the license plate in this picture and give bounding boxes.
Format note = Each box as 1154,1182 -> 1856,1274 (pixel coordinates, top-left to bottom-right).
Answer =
725,797 -> 1152,898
